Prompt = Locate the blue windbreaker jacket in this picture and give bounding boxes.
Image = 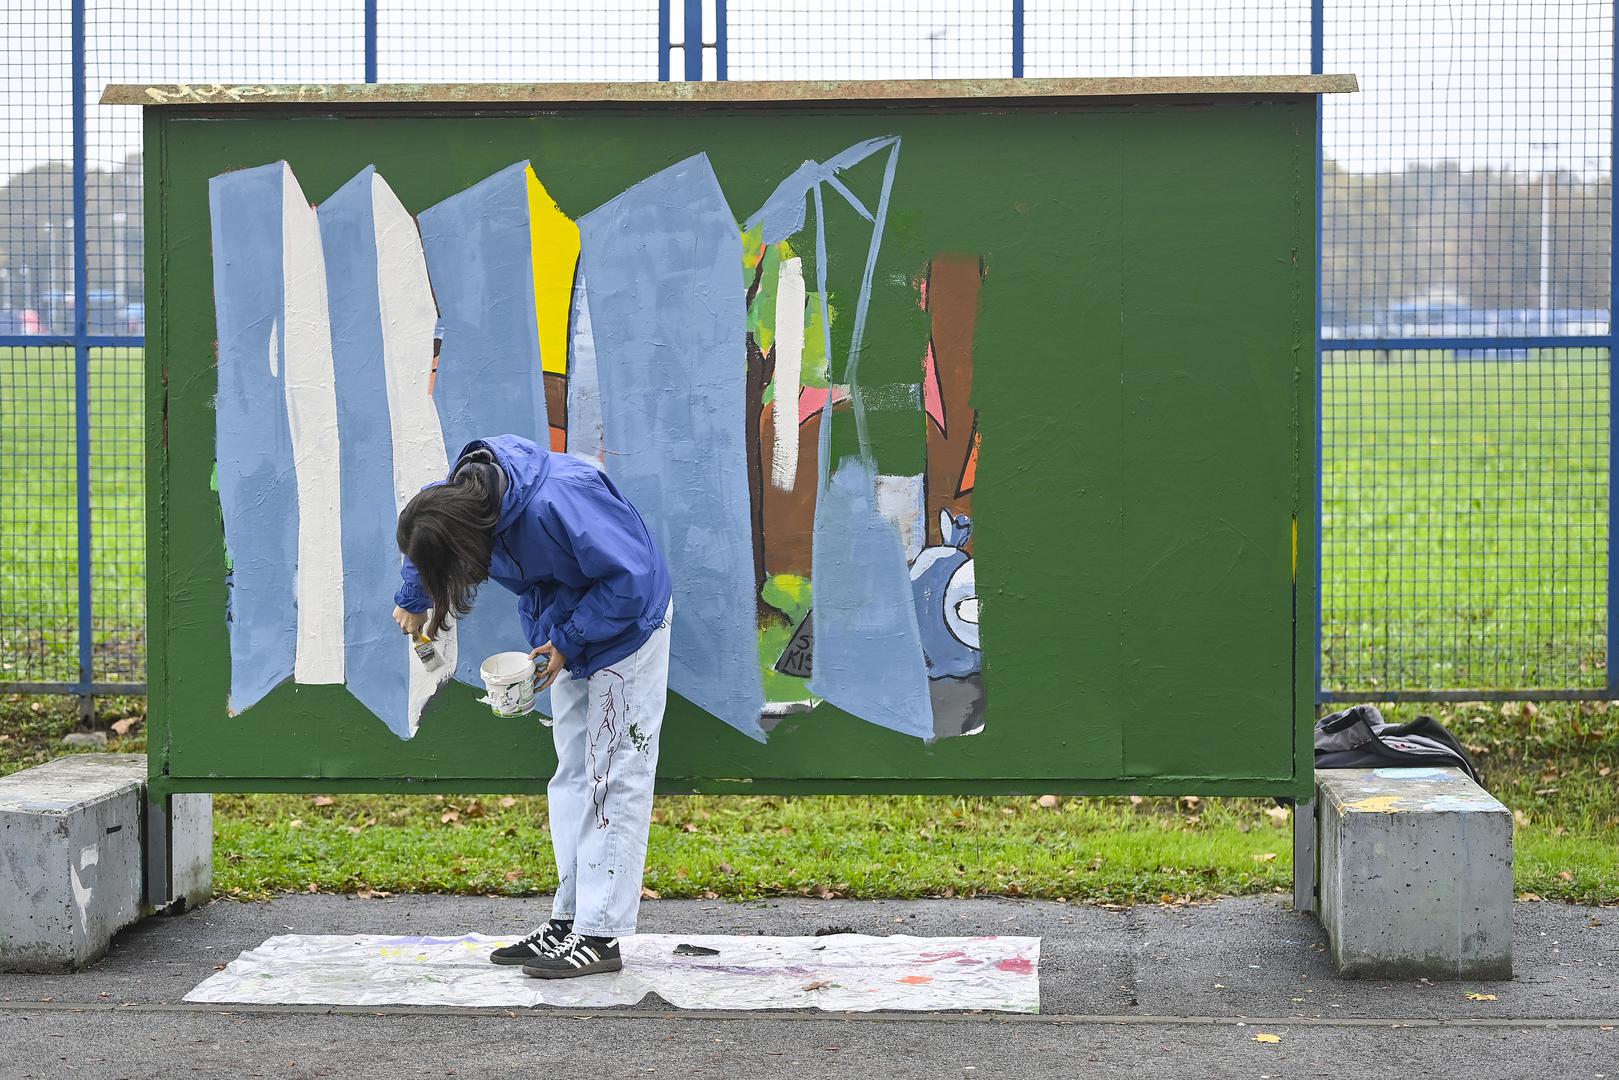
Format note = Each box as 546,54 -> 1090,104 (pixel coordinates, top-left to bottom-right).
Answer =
395,435 -> 673,679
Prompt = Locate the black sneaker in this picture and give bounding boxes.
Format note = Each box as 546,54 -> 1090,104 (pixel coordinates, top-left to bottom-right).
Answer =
489,919 -> 572,966
521,934 -> 622,979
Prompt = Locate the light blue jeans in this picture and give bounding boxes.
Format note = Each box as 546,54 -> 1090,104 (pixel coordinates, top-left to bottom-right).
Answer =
547,604 -> 671,938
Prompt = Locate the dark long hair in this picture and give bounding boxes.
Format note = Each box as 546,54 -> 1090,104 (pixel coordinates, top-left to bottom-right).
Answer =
396,457 -> 501,639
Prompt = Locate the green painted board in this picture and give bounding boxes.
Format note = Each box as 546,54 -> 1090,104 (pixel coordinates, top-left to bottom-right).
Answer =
140,85 -> 1318,798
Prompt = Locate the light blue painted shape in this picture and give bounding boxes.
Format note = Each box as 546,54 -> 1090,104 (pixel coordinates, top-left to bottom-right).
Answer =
576,154 -> 766,742
318,167 -> 415,738
1371,767 -> 1452,780
747,137 -> 936,739
744,137 -> 900,244
209,162 -> 298,714
810,458 -> 935,740
418,162 -> 548,691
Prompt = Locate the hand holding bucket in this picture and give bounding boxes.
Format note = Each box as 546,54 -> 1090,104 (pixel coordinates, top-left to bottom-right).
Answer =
530,641 -> 567,692
477,652 -> 538,716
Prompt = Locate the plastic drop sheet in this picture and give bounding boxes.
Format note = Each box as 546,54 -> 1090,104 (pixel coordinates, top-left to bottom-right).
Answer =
184,932 -> 1041,1013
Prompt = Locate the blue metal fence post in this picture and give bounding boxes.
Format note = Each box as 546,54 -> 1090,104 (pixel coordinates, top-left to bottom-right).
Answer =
1608,0 -> 1617,700
684,0 -> 703,80
71,0 -> 94,720
364,0 -> 378,82
1012,0 -> 1025,78
658,0 -> 671,81
715,0 -> 727,80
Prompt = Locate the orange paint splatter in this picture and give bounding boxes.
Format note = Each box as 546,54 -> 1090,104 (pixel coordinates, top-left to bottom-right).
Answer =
898,974 -> 933,985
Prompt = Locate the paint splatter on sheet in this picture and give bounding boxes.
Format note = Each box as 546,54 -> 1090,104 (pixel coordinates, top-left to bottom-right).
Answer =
185,933 -> 1040,1013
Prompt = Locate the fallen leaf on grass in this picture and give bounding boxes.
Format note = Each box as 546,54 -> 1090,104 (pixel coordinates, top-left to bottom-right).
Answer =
440,810 -> 460,824
1253,852 -> 1278,863
1466,993 -> 1497,1001
499,796 -> 517,808
1266,806 -> 1290,826
1558,870 -> 1576,882
504,870 -> 523,882
1037,795 -> 1061,809
305,882 -> 318,893
1518,892 -> 1543,902
287,819 -> 304,829
110,716 -> 140,737
1253,1033 -> 1281,1044
641,886 -> 660,900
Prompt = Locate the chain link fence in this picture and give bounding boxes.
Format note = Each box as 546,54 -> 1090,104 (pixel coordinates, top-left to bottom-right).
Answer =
1,0 -> 1612,705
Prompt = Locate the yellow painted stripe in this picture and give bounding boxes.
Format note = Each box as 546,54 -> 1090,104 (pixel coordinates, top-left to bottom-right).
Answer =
1291,515 -> 1298,584
525,165 -> 581,376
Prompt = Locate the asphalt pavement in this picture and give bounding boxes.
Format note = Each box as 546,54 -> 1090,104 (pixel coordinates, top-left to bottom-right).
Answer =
1,894 -> 1613,1079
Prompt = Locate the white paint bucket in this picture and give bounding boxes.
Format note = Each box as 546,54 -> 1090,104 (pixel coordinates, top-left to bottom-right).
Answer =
477,651 -> 536,717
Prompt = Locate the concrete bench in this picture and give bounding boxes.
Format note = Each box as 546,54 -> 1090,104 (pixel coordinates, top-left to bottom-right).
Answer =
1315,766 -> 1512,980
0,754 -> 211,973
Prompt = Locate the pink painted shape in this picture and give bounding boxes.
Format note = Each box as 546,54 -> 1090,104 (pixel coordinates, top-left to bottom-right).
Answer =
797,385 -> 851,425
922,341 -> 945,431
995,957 -> 1035,975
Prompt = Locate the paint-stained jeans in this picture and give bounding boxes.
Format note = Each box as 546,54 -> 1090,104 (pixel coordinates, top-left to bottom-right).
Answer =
547,603 -> 672,938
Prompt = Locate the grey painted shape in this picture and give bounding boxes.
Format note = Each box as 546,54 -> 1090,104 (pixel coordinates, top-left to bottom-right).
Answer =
0,755 -> 147,972
1316,767 -> 1513,980
809,458 -> 935,740
577,154 -> 765,742
927,674 -> 986,739
418,162 -> 548,687
209,162 -> 298,713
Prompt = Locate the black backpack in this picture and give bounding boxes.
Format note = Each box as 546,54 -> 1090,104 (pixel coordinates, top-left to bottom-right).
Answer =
1314,704 -> 1482,785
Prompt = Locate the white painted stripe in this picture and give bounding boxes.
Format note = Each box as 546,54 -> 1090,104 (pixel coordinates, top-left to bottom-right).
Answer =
372,171 -> 457,734
770,256 -> 805,491
565,270 -> 605,470
874,473 -> 926,562
281,164 -> 345,685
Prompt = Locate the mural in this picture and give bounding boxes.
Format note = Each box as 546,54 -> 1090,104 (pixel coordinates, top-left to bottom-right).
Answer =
208,140 -> 985,743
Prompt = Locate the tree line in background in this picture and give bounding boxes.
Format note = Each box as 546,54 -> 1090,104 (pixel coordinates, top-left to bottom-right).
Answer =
0,155 -> 1609,335
0,153 -> 144,334
1322,159 -> 1611,329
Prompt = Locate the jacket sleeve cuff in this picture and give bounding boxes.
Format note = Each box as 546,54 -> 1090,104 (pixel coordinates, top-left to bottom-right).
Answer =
394,584 -> 430,614
554,618 -> 588,660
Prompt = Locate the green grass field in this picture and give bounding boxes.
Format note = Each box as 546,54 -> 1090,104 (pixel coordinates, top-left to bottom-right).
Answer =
0,346 -> 145,683
1321,349 -> 1609,691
